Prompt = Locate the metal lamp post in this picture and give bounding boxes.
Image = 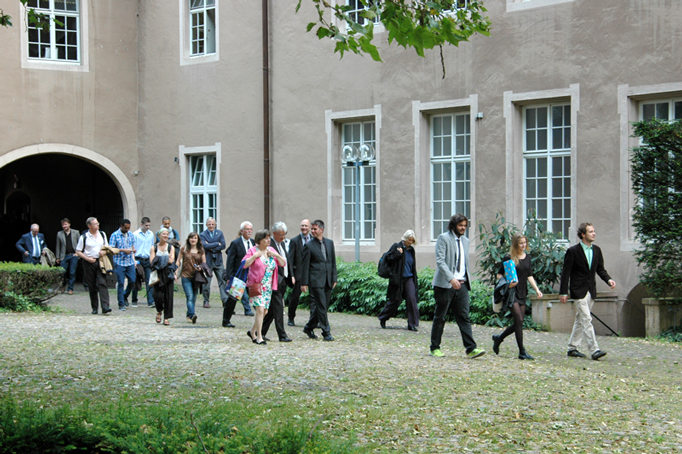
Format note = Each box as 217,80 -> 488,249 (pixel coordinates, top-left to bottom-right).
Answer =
342,143 -> 375,262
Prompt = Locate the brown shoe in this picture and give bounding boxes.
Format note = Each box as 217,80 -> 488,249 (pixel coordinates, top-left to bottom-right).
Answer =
67,290 -> 74,295
203,303 -> 211,308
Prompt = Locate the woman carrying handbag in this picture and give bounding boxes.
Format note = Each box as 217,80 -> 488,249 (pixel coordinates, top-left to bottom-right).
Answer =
243,229 -> 286,345
176,232 -> 207,324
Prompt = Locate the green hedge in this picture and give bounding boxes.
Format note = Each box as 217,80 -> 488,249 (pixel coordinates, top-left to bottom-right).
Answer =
0,262 -> 63,311
288,259 -> 498,325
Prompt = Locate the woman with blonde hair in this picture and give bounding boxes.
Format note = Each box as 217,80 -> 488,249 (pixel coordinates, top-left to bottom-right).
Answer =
150,228 -> 176,326
492,233 -> 543,359
377,229 -> 420,331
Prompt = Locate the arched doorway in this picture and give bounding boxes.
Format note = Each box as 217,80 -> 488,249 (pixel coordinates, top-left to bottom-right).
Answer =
0,144 -> 137,262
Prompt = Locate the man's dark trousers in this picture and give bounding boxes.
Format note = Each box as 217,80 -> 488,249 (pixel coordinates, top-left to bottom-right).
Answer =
83,260 -> 111,312
305,286 -> 332,335
262,286 -> 287,339
430,286 -> 476,353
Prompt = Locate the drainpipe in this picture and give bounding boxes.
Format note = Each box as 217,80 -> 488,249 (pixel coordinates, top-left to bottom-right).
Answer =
262,0 -> 271,229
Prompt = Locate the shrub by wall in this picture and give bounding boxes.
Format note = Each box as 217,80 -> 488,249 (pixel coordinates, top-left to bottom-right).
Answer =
0,262 -> 63,311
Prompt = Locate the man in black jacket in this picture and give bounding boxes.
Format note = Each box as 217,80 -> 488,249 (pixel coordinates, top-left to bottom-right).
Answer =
286,219 -> 312,326
261,222 -> 293,342
559,222 -> 616,361
300,219 -> 337,341
224,221 -> 256,318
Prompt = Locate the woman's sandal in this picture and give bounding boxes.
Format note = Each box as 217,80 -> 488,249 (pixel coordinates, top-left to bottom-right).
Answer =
156,312 -> 162,324
163,319 -> 170,326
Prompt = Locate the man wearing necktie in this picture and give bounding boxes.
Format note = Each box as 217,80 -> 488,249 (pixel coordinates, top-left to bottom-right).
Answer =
300,219 -> 337,341
286,219 -> 311,326
16,224 -> 46,265
559,222 -> 616,361
261,222 -> 293,342
430,214 -> 485,359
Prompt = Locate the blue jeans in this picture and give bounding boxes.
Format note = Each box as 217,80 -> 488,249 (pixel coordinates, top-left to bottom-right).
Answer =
60,254 -> 78,291
181,277 -> 199,318
132,258 -> 154,306
114,264 -> 136,307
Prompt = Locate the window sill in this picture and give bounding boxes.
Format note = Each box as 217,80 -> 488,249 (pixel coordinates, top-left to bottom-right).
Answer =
506,0 -> 575,13
22,59 -> 86,72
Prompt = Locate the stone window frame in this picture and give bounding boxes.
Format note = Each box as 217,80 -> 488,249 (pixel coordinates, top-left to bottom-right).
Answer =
179,0 -> 220,66
179,143 -> 221,237
506,0 -> 575,13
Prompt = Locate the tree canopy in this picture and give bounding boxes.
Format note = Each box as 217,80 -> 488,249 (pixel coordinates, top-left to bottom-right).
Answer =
296,0 -> 492,77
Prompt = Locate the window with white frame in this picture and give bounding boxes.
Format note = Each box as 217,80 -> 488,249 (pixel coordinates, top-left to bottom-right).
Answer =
189,155 -> 217,233
641,98 -> 682,122
342,121 -> 377,241
523,104 -> 571,239
27,0 -> 80,62
190,0 -> 216,57
346,0 -> 380,25
431,113 -> 471,238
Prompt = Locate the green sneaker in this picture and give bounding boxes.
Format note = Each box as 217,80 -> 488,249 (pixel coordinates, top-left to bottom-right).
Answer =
430,349 -> 444,357
467,348 -> 486,359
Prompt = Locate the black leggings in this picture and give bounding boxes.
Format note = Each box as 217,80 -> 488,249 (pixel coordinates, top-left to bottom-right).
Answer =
499,301 -> 526,351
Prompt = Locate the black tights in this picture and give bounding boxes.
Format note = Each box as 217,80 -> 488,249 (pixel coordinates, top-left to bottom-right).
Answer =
500,301 -> 525,351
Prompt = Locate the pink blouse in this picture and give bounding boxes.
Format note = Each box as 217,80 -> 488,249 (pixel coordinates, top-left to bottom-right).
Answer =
244,246 -> 279,291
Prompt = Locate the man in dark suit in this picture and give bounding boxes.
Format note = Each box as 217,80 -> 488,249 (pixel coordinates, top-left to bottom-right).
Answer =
300,219 -> 337,341
559,222 -> 616,361
224,221 -> 256,319
200,217 -> 227,309
16,224 -> 47,265
286,219 -> 312,326
260,222 -> 293,342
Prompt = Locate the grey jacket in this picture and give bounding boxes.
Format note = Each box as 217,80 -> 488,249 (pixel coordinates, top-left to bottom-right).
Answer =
432,230 -> 472,290
56,230 -> 80,261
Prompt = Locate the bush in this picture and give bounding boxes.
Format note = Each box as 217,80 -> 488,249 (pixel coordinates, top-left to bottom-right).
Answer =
631,119 -> 682,303
0,397 -> 364,454
0,262 -> 63,311
475,211 -> 565,295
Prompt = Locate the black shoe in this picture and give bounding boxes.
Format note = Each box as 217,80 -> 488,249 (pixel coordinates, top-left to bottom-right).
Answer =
222,322 -> 235,328
492,334 -> 502,355
287,319 -> 295,326
380,319 -> 386,329
567,349 -> 586,358
407,326 -> 418,332
147,303 -> 154,307
246,330 -> 254,341
323,334 -> 335,342
591,350 -> 607,361
191,315 -> 197,324
279,337 -> 292,342
518,351 -> 534,360
91,310 -> 98,314
255,340 -> 267,346
303,327 -> 318,339
124,298 -> 129,307
245,312 -> 255,316
102,308 -> 112,315
263,336 -> 271,342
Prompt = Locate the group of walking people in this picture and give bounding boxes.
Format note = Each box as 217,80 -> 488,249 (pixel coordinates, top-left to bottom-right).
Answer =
18,211 -> 617,360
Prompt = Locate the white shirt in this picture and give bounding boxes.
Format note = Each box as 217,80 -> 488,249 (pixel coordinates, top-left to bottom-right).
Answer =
452,236 -> 466,281
76,230 -> 108,259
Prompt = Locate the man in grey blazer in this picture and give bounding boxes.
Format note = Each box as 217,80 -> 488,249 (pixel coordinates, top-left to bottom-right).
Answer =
55,218 -> 80,294
430,214 -> 485,358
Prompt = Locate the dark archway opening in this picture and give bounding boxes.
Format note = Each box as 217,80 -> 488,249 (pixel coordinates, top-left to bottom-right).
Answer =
0,154 -> 124,264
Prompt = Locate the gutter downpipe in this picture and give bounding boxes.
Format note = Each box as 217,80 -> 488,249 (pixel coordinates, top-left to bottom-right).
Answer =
262,0 -> 271,229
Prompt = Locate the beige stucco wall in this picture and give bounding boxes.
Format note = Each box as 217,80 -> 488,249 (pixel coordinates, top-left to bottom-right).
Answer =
0,0 -> 139,222
2,0 -> 682,300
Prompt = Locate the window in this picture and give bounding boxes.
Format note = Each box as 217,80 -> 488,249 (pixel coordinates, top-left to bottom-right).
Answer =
431,113 -> 471,238
189,155 -> 217,233
641,99 -> 682,122
346,0 -> 380,25
190,0 -> 216,56
27,0 -> 80,62
523,104 -> 571,238
342,121 -> 376,241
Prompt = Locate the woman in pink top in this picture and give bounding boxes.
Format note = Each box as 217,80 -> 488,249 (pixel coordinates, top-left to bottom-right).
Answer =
243,229 -> 286,345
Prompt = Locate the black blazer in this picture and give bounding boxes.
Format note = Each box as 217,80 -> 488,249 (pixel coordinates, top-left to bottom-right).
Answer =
385,241 -> 418,302
301,237 -> 337,289
559,243 -> 612,300
225,236 -> 254,279
270,237 -> 293,290
287,234 -> 306,283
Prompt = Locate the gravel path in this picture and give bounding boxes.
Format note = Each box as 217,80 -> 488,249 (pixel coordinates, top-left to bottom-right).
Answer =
1,288 -> 681,453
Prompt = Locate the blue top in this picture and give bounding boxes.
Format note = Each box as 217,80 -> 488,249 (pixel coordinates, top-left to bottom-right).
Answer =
109,228 -> 136,267
133,228 -> 155,259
